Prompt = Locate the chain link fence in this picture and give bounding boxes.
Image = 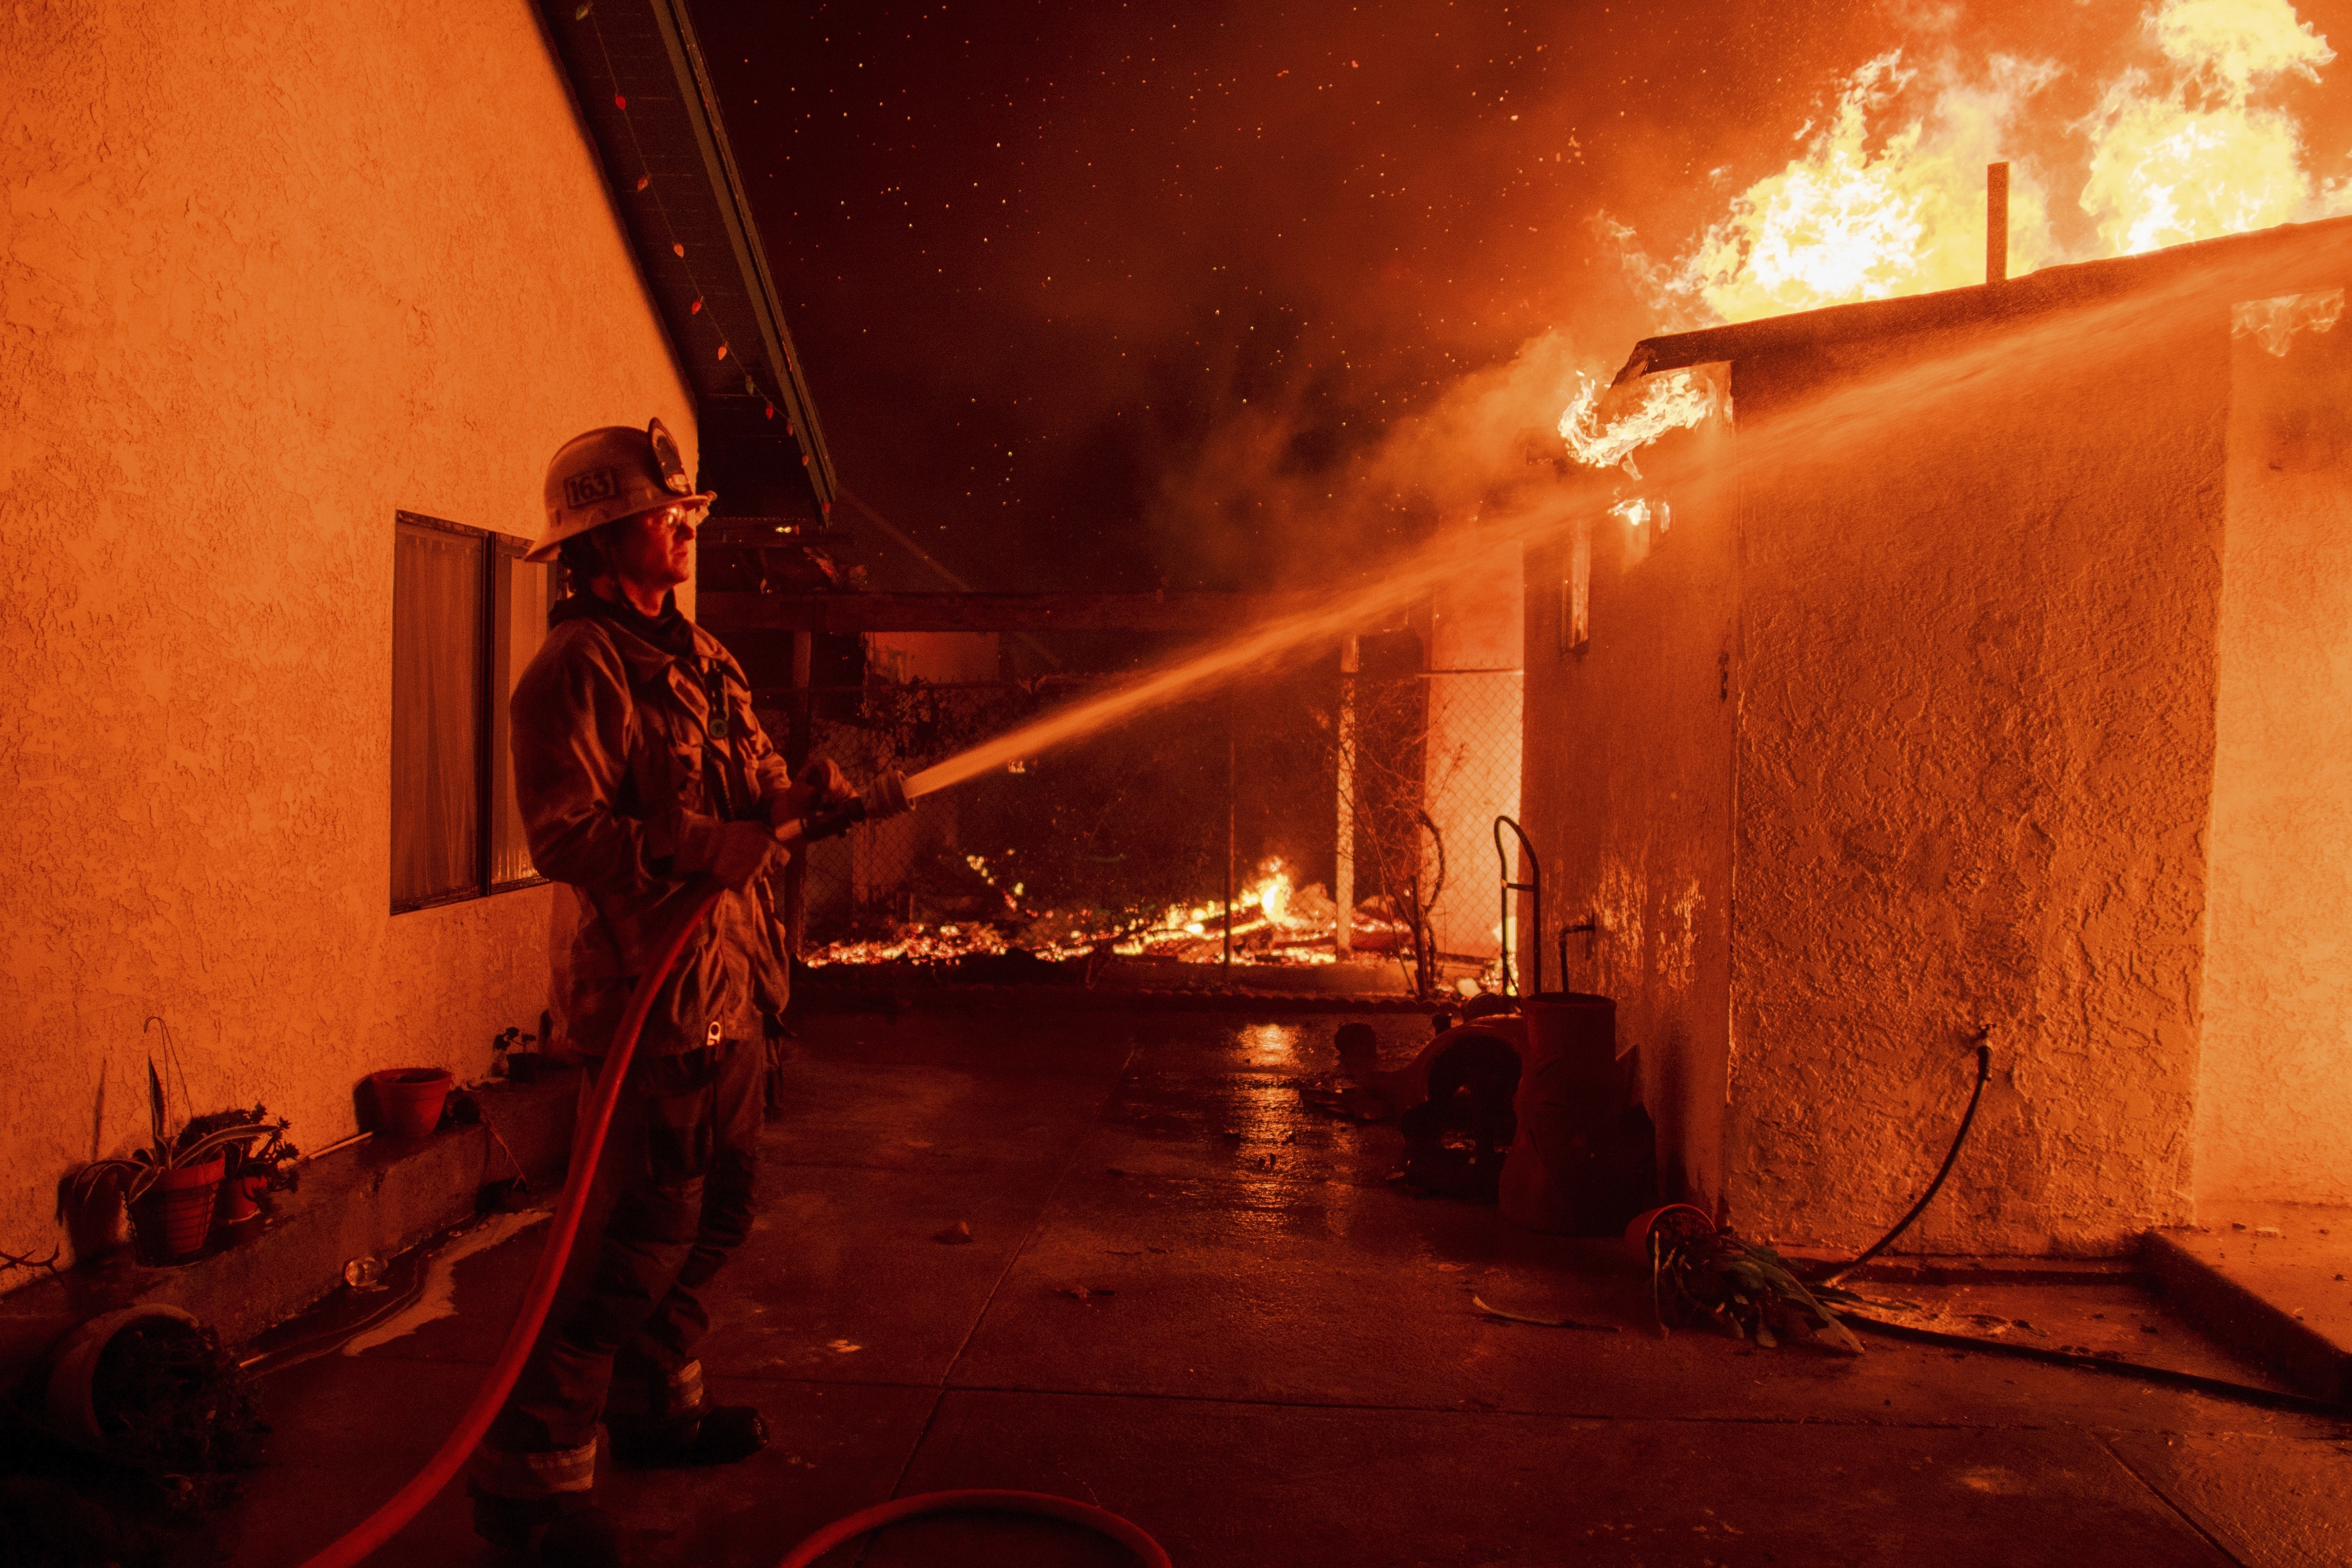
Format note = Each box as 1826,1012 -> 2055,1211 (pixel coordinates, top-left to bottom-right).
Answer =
755,643 -> 1521,995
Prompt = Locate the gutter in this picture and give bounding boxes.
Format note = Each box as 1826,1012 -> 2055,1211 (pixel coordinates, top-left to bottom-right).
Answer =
646,0 -> 840,506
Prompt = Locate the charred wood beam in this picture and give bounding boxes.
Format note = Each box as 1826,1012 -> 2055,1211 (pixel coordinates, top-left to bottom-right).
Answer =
697,591 -> 1319,634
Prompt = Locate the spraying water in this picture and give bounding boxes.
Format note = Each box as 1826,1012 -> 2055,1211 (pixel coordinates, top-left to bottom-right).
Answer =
904,237 -> 2324,804
903,528 -> 1533,800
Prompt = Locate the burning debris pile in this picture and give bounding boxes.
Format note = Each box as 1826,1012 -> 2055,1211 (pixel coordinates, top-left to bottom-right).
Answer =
788,658 -> 1505,992
803,857 -> 1394,969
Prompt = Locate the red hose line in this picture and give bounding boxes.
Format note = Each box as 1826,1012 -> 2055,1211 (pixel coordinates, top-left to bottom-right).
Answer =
775,1489 -> 1171,1568
292,879 -> 1168,1568
294,882 -> 729,1568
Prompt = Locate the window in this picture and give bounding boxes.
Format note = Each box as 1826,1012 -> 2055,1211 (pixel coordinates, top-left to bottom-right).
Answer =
390,511 -> 555,911
1559,516 -> 1591,657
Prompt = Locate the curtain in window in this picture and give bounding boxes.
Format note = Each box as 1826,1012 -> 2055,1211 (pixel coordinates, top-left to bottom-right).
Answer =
392,522 -> 481,906
489,546 -> 554,887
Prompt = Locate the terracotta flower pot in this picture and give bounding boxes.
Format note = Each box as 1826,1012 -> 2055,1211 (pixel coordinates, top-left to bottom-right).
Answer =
1623,1203 -> 1716,1261
215,1171 -> 267,1226
369,1068 -> 454,1138
44,1305 -> 204,1452
129,1156 -> 225,1264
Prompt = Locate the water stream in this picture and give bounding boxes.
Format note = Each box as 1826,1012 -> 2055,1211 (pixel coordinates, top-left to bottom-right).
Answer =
904,251 -> 2289,804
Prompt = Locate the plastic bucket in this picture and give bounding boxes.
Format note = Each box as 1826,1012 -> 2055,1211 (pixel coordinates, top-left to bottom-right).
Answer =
369,1068 -> 453,1138
129,1156 -> 224,1263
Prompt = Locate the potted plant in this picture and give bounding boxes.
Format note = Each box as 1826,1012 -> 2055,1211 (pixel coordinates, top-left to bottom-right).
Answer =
182,1106 -> 298,1226
44,1305 -> 265,1480
366,1067 -> 455,1137
66,1060 -> 278,1266
492,1024 -> 543,1083
1628,1204 -> 1867,1352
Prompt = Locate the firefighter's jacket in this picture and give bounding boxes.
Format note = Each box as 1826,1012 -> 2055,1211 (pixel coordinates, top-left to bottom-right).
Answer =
509,593 -> 793,1056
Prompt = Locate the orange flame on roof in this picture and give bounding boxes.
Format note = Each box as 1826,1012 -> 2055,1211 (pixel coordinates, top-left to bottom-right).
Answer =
2082,0 -> 2349,254
1557,367 -> 1722,477
1678,53 -> 2062,325
1563,0 -> 2352,474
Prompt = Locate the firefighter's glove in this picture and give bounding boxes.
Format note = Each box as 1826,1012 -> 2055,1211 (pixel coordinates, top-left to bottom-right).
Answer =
803,758 -> 856,808
675,816 -> 782,892
768,758 -> 853,832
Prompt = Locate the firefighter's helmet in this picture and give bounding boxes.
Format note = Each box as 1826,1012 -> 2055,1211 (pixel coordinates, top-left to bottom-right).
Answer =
528,418 -> 715,563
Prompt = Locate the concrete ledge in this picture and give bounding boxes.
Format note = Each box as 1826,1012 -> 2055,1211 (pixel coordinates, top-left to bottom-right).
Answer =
0,1071 -> 578,1387
2143,1220 -> 2352,1403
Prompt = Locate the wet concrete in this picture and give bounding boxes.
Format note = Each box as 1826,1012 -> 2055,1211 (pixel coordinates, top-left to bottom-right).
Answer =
219,1012 -> 2351,1566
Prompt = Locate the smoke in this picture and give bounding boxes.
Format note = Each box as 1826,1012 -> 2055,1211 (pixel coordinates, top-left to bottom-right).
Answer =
715,0 -> 1861,598
1143,0 -> 2352,586
715,0 -> 2351,602
1143,328 -> 1598,592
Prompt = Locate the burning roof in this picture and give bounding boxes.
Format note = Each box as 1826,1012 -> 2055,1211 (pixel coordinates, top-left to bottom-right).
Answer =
1609,211 -> 2351,388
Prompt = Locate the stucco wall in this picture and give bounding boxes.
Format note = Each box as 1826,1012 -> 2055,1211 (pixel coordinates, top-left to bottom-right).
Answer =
2199,309 -> 2352,1207
1520,423 -> 1738,1214
1724,317 -> 2228,1256
0,0 -> 693,1270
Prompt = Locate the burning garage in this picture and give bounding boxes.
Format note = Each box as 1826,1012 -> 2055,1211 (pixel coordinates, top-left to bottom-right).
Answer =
1523,211 -> 2352,1255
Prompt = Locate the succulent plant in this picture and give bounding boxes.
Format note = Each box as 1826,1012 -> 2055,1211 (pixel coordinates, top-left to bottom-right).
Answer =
1640,1208 -> 1867,1353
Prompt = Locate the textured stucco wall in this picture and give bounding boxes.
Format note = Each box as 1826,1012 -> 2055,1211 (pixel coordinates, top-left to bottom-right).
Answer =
2199,311 -> 2352,1206
1725,318 -> 2228,1256
1520,423 -> 1738,1213
0,0 -> 693,1269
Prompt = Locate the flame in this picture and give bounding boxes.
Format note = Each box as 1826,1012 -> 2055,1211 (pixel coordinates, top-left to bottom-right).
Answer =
1678,53 -> 2061,325
2232,287 -> 2346,353
1562,0 -> 2352,475
2081,0 -> 2349,254
1249,861 -> 1295,927
804,856 -> 1348,970
1608,497 -> 1669,537
1558,367 -> 1721,476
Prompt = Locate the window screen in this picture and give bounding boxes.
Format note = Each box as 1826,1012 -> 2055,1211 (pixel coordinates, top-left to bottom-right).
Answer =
391,512 -> 549,911
490,538 -> 555,888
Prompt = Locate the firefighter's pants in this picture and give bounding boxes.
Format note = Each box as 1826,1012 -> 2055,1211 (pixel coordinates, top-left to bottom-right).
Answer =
469,1036 -> 762,1499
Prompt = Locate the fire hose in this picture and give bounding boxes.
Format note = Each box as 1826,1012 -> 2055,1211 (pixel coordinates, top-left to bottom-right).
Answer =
294,775 -> 1170,1568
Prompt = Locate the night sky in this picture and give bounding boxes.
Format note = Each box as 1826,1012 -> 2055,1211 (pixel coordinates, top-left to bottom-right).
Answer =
691,0 -> 2352,596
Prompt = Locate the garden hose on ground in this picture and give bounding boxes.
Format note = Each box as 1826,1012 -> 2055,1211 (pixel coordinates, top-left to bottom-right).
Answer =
1815,1033 -> 2343,1418
293,878 -> 1167,1568
1842,1312 -> 2345,1417
1820,1033 -> 1993,1289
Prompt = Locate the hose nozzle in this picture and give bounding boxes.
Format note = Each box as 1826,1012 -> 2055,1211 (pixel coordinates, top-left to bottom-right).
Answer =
799,771 -> 913,843
864,771 -> 911,821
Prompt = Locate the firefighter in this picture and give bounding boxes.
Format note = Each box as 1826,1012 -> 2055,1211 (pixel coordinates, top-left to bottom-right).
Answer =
468,420 -> 885,1565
